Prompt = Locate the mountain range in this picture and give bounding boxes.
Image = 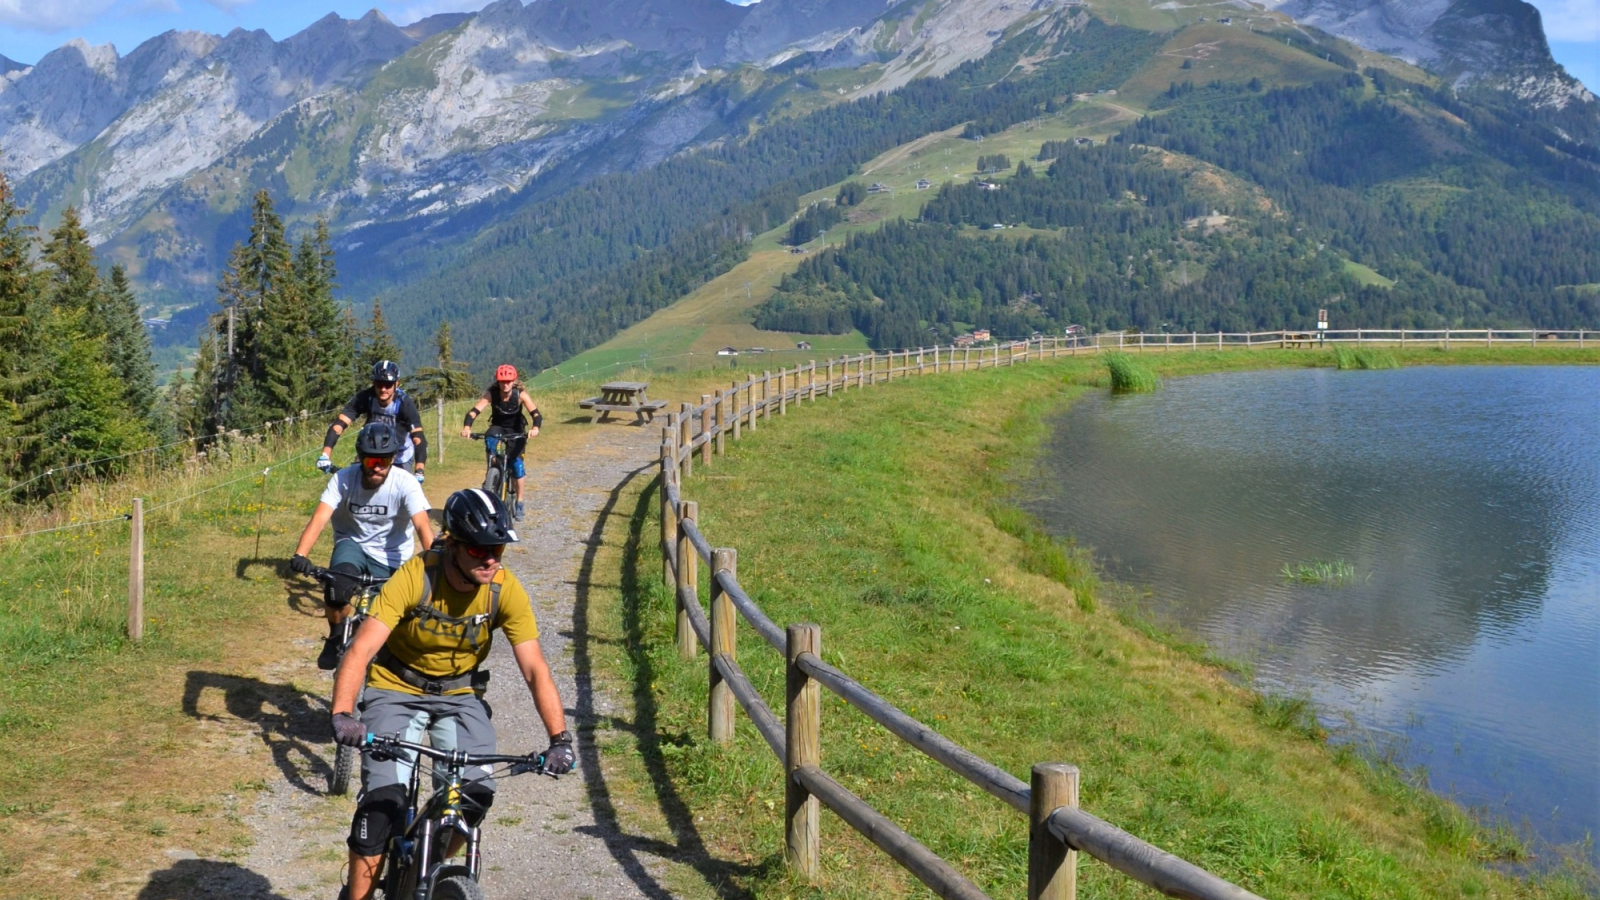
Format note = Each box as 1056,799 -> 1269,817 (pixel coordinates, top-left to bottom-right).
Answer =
0,0 -> 1594,361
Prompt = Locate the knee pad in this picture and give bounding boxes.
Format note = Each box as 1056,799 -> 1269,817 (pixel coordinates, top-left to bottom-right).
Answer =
327,563 -> 363,609
510,456 -> 526,479
348,784 -> 407,856
459,782 -> 495,827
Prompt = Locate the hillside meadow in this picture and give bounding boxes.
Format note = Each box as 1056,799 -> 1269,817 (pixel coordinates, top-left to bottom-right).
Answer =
578,346 -> 1598,900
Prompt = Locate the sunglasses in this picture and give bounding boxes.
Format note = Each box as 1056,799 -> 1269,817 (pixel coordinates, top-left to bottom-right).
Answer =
462,543 -> 506,561
374,380 -> 397,389
361,455 -> 394,470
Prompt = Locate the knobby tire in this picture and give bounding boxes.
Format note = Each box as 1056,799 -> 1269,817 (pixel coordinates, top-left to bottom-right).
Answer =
331,743 -> 357,796
433,874 -> 486,900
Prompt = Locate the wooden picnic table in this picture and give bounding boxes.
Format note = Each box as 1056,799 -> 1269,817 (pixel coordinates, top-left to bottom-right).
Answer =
577,381 -> 668,424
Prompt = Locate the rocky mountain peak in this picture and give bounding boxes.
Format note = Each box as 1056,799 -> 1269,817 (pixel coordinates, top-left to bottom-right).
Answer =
725,0 -> 887,61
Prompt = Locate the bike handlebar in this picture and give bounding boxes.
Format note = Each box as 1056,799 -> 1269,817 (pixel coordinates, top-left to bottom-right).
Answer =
363,733 -> 551,773
468,432 -> 530,441
302,565 -> 389,588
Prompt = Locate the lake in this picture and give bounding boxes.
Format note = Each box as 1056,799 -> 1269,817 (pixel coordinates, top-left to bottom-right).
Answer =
1025,365 -> 1599,861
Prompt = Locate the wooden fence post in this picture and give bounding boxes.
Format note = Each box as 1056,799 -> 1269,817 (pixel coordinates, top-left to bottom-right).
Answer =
731,383 -> 743,441
786,623 -> 822,879
841,357 -> 850,393
749,379 -> 759,431
715,391 -> 726,456
827,359 -> 836,397
1029,763 -> 1079,900
128,497 -> 144,641
807,361 -> 816,400
779,368 -> 788,415
701,395 -> 713,465
709,548 -> 737,744
679,403 -> 693,479
660,439 -> 676,591
676,501 -> 699,659
437,398 -> 445,463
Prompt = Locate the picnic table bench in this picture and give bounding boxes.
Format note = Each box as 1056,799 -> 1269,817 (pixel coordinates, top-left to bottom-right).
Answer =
1283,332 -> 1315,348
577,381 -> 668,424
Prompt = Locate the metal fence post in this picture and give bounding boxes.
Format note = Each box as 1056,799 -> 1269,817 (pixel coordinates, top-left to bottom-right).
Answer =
786,623 -> 821,879
676,501 -> 699,659
1030,763 -> 1079,900
128,497 -> 144,641
709,548 -> 737,744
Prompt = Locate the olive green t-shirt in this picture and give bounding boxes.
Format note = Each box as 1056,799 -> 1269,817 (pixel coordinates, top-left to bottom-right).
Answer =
366,552 -> 539,695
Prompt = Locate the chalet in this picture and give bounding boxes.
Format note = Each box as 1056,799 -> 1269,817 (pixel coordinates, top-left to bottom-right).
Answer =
972,329 -> 992,342
796,340 -> 812,350
916,179 -> 932,190
954,335 -> 976,348
977,180 -> 1001,191
1073,137 -> 1093,146
867,182 -> 889,193
717,347 -> 739,356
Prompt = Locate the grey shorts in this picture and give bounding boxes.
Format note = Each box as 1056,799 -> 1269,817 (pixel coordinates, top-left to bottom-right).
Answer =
358,687 -> 498,796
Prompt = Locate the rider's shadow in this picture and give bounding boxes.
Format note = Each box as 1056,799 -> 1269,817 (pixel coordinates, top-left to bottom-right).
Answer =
136,858 -> 290,900
235,556 -> 324,617
182,671 -> 333,796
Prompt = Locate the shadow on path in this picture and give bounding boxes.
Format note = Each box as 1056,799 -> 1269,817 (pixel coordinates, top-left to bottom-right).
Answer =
182,671 -> 333,796
568,464 -> 761,900
135,858 -> 289,900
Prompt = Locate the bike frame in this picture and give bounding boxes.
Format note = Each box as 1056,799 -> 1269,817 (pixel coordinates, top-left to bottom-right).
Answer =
366,736 -> 543,899
471,432 -> 528,505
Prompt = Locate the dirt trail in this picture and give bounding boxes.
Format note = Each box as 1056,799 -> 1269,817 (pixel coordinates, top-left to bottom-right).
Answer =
185,421 -> 667,900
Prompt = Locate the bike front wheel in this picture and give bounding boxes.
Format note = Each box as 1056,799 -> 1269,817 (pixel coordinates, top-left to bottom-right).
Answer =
330,742 -> 357,795
433,874 -> 486,900
481,464 -> 501,499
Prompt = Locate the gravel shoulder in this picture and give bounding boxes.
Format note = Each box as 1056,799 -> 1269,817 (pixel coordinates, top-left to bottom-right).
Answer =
181,421 -> 668,900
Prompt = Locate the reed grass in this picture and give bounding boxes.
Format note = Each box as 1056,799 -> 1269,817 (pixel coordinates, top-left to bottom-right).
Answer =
1281,558 -> 1361,586
1332,346 -> 1400,370
1104,352 -> 1159,392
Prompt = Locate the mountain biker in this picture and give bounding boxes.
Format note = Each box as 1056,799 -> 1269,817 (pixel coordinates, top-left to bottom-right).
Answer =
329,488 -> 574,900
459,364 -> 542,520
292,422 -> 434,671
319,360 -> 429,481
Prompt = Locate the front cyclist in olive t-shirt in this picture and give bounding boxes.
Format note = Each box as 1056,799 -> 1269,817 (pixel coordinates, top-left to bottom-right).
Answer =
328,489 -> 574,900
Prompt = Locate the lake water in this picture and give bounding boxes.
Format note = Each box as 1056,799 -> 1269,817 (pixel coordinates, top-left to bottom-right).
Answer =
1024,365 -> 1599,860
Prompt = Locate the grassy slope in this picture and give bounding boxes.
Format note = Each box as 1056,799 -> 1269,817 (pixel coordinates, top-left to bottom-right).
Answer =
581,348 -> 1597,900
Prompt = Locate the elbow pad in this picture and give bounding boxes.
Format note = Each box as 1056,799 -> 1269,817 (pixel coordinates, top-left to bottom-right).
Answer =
413,431 -> 428,464
324,424 -> 343,449
463,408 -> 479,428
530,409 -> 543,430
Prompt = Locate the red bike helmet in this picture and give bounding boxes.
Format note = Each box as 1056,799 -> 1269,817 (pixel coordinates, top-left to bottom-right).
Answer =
495,364 -> 517,382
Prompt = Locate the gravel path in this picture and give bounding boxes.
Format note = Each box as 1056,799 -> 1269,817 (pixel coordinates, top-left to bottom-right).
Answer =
195,421 -> 669,900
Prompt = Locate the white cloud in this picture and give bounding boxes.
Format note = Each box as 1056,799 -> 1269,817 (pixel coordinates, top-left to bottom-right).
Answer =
200,0 -> 253,9
0,0 -> 118,31
1534,0 -> 1600,41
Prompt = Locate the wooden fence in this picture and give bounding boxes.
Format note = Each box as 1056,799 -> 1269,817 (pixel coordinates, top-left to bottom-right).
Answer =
1066,328 -> 1592,350
654,337 -> 1266,900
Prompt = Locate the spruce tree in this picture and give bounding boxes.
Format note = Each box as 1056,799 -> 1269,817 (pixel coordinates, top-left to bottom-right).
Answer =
360,301 -> 403,374
42,207 -> 99,314
0,172 -> 41,487
411,322 -> 477,403
100,265 -> 159,426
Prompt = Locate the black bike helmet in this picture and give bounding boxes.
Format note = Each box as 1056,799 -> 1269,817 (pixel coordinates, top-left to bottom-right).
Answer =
371,359 -> 400,383
444,489 -> 520,545
354,422 -> 403,457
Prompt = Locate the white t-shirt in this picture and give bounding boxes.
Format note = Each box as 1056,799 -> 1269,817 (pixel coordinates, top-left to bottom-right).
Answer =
319,465 -> 431,568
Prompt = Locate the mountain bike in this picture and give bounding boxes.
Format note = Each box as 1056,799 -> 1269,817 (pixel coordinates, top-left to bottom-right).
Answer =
359,733 -> 559,900
468,432 -> 527,505
303,565 -> 389,795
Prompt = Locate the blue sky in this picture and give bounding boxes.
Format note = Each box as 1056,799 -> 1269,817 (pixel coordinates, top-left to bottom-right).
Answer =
0,0 -> 1593,90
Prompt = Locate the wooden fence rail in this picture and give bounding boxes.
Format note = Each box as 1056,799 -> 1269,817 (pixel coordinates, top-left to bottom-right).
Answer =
651,334 -> 1274,900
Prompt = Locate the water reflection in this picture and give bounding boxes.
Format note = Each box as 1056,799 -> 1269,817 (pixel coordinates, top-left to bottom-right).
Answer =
1025,366 -> 1600,855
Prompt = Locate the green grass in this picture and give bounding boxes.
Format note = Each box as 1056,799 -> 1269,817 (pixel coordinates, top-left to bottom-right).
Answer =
1104,351 -> 1160,392
1343,259 -> 1396,288
1332,346 -> 1400,369
583,347 -> 1598,900
1281,558 -> 1362,586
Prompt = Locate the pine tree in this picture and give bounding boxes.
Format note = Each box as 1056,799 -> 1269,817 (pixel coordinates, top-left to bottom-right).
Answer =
295,219 -> 356,403
201,190 -> 296,430
360,301 -> 403,374
0,172 -> 41,487
100,265 -> 158,426
42,207 -> 99,314
411,322 -> 477,403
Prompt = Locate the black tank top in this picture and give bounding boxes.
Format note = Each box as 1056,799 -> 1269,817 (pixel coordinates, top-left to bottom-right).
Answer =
488,386 -> 526,431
